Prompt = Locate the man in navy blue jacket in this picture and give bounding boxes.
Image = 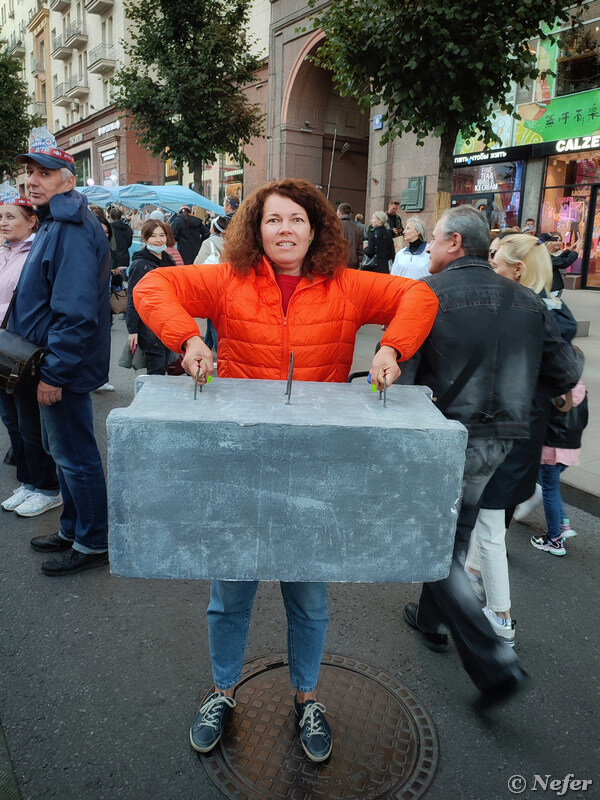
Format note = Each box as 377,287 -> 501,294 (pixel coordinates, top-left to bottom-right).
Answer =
9,128 -> 111,576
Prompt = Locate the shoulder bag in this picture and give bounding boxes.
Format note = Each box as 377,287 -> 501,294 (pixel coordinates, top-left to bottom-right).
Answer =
0,291 -> 46,394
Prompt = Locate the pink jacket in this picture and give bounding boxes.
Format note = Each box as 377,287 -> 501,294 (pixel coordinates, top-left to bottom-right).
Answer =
0,236 -> 34,320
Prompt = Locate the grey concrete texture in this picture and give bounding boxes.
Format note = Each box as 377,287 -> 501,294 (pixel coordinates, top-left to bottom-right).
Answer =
0,317 -> 599,800
107,377 -> 467,582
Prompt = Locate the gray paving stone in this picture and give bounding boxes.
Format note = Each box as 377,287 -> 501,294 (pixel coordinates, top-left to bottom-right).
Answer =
107,376 -> 467,582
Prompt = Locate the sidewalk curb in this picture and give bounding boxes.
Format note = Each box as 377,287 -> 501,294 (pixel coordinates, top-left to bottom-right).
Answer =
562,482 -> 600,518
0,722 -> 21,800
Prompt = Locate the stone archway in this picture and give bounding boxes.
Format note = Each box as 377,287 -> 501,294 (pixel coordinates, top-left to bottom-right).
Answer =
280,38 -> 369,215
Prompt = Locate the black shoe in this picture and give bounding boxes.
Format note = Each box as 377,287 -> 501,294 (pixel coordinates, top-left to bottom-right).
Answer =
30,532 -> 73,552
403,602 -> 449,653
189,692 -> 236,753
41,549 -> 109,576
294,698 -> 333,763
474,669 -> 530,712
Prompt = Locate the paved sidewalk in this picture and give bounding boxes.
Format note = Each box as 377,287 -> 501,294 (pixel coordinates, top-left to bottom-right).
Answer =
557,290 -> 599,505
0,304 -> 598,800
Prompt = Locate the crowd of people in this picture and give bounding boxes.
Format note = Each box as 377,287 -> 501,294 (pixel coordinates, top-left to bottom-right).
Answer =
0,127 -> 590,765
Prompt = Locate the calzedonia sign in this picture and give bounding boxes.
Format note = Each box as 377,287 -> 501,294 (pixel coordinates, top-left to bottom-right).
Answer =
453,134 -> 600,168
555,136 -> 600,153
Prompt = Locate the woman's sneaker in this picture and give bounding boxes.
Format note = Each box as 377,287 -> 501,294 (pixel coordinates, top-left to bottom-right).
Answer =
560,519 -> 577,538
294,698 -> 333,762
1,485 -> 33,511
482,607 -> 516,647
530,535 -> 566,556
189,692 -> 236,753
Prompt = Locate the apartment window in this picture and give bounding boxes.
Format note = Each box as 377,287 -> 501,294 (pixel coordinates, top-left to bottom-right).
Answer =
39,39 -> 45,64
556,22 -> 600,97
101,16 -> 113,45
53,73 -> 58,91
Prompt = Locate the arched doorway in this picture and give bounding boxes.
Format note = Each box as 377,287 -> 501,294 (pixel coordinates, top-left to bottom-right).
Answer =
281,39 -> 369,215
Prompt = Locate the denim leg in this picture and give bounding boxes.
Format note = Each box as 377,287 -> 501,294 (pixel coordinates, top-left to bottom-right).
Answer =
207,580 -> 258,690
204,320 -> 218,353
0,389 -> 29,485
281,582 -> 329,693
39,390 -> 108,553
417,437 -> 521,692
10,386 -> 59,491
539,463 -> 567,539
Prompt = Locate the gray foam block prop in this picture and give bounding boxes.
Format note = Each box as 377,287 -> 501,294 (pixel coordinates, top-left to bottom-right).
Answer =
107,376 -> 467,582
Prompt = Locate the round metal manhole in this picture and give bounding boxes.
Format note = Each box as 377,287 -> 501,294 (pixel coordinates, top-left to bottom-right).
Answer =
199,653 -> 439,800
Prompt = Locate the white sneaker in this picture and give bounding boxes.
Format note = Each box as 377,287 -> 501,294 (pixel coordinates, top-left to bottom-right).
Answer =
513,483 -> 542,522
560,519 -> 577,538
14,492 -> 63,517
1,485 -> 34,512
482,606 -> 516,647
94,382 -> 114,393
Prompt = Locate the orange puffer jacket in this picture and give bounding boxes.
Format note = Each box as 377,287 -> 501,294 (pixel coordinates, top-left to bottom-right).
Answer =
133,257 -> 438,382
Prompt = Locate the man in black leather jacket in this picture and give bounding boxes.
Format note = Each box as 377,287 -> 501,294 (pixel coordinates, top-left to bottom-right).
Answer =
400,205 -> 582,708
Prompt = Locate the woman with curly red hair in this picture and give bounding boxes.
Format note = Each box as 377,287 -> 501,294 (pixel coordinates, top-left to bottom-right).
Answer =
133,178 -> 438,763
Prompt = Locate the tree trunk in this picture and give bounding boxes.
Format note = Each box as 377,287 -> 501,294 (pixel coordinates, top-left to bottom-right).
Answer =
190,160 -> 203,195
435,124 -> 460,222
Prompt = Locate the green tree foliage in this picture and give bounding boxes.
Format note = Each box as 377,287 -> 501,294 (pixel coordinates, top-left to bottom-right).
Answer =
114,0 -> 264,190
0,35 -> 39,178
312,0 -> 586,210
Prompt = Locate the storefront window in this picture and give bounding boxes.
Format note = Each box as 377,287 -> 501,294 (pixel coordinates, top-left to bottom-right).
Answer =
540,152 -> 600,287
74,151 -> 91,185
452,161 -> 523,229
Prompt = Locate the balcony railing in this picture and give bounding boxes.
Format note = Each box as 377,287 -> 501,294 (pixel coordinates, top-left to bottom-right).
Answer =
9,34 -> 26,58
51,34 -> 72,59
66,72 -> 89,98
88,43 -> 116,73
85,0 -> 113,14
31,56 -> 44,75
64,20 -> 88,48
52,82 -> 71,106
34,101 -> 47,118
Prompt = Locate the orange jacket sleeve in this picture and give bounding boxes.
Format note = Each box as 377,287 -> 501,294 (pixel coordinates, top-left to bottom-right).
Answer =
341,270 -> 438,361
133,263 -> 229,352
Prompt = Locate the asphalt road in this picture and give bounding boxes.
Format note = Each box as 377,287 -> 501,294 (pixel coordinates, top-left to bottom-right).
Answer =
1,318 -> 598,800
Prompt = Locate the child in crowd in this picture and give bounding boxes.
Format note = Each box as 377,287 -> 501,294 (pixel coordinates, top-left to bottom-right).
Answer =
532,379 -> 588,556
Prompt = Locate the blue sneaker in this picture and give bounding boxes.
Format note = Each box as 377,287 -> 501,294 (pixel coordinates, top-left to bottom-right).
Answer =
294,698 -> 333,762
189,692 -> 236,753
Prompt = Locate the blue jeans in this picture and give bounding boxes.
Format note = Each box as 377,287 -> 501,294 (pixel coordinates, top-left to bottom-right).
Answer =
40,390 -> 108,553
0,386 -> 59,492
204,320 -> 218,352
207,580 -> 329,692
539,463 -> 567,540
417,437 -> 521,692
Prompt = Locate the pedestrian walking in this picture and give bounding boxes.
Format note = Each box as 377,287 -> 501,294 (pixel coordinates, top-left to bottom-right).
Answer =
109,207 -> 133,268
465,233 -> 577,646
133,177 -> 439,762
532,379 -> 588,557
336,202 -> 363,268
0,183 -> 62,518
9,127 -> 111,576
362,211 -> 395,273
400,206 -> 581,708
171,206 -> 206,264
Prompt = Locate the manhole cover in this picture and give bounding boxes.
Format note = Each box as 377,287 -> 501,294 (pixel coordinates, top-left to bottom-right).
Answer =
199,653 -> 439,799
